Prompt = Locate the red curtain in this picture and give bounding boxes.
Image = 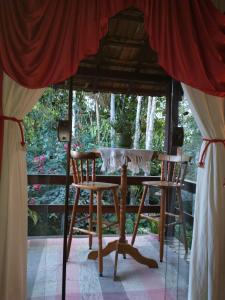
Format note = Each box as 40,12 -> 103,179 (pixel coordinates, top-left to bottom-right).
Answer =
0,0 -> 225,93
136,0 -> 225,96
0,0 -> 132,172
0,0 -> 133,88
0,0 -> 225,169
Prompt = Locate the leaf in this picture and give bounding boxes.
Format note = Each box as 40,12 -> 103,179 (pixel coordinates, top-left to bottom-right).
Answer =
28,208 -> 39,225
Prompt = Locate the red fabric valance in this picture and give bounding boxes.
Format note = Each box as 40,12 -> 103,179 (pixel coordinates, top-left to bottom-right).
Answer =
0,0 -> 132,88
137,0 -> 225,97
0,0 -> 225,172
0,0 -> 225,95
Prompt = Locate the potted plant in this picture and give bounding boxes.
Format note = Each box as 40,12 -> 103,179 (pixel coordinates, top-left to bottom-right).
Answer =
111,101 -> 134,148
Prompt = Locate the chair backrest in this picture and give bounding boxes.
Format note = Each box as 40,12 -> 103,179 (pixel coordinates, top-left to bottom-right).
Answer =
70,151 -> 100,184
158,154 -> 192,184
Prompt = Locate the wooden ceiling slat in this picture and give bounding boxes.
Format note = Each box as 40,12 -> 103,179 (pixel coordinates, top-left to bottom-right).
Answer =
111,13 -> 144,23
75,67 -> 169,84
80,58 -> 161,70
65,83 -> 168,96
105,37 -> 145,48
56,8 -> 171,95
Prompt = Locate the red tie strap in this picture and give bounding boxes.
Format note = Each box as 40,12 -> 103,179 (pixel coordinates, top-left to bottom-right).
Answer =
199,138 -> 225,167
0,115 -> 25,147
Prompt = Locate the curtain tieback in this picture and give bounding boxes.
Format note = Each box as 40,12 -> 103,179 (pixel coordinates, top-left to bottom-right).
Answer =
0,115 -> 25,147
198,138 -> 225,167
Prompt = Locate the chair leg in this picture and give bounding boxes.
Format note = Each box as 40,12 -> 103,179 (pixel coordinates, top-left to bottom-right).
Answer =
97,190 -> 103,276
67,188 -> 80,260
131,185 -> 148,246
89,191 -> 94,250
114,244 -> 119,280
177,188 -> 188,254
158,227 -> 160,242
159,189 -> 166,262
112,188 -> 120,226
157,191 -> 161,242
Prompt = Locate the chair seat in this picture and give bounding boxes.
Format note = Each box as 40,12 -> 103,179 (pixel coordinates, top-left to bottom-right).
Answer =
72,181 -> 119,191
142,180 -> 183,188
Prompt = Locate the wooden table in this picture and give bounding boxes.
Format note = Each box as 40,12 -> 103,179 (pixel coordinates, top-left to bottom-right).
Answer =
88,148 -> 158,279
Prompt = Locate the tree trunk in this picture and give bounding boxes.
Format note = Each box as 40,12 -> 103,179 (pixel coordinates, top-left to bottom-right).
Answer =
131,96 -> 142,204
95,94 -> 100,144
145,96 -> 156,150
72,91 -> 76,143
133,96 -> 142,149
145,96 -> 156,183
110,93 -> 116,147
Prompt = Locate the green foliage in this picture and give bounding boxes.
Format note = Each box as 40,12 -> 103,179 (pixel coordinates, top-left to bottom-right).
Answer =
24,88 -> 68,175
137,219 -> 158,235
175,223 -> 193,249
111,95 -> 136,135
28,211 -> 63,236
28,208 -> 38,225
25,89 -> 199,238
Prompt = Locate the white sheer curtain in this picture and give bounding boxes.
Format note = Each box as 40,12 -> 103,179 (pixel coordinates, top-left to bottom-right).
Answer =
182,84 -> 225,300
0,73 -> 45,300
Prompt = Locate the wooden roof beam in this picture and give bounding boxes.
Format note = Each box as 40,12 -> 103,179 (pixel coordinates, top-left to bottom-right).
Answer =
69,84 -> 168,96
75,67 -> 170,85
80,59 -> 160,69
111,13 -> 144,23
103,37 -> 146,48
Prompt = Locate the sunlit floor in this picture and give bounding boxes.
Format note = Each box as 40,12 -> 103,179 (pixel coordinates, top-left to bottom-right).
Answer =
27,234 -> 190,300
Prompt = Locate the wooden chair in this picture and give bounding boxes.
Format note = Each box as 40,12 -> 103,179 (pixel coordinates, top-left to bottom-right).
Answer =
67,151 -> 120,276
131,153 -> 191,262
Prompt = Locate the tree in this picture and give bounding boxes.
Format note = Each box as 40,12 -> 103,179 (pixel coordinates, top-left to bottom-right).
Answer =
110,93 -> 116,146
133,96 -> 142,149
72,91 -> 77,142
145,96 -> 156,150
95,93 -> 100,144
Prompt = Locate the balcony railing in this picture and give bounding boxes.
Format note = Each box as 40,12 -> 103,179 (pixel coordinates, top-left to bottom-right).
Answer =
28,175 -> 195,225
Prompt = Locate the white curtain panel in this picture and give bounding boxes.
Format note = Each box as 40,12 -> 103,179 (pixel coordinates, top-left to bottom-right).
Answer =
0,73 -> 45,300
182,84 -> 225,300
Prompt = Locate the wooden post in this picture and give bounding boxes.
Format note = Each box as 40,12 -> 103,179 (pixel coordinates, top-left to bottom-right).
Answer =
97,191 -> 103,276
165,81 -> 172,154
159,189 -> 166,262
165,80 -> 182,155
165,80 -> 183,237
119,164 -> 127,243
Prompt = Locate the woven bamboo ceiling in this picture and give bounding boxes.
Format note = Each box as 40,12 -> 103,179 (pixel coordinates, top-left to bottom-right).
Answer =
57,8 -> 172,96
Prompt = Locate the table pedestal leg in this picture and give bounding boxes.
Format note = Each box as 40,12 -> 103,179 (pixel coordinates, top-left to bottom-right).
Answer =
88,240 -> 118,260
113,164 -> 158,278
88,164 -> 158,277
113,241 -> 158,279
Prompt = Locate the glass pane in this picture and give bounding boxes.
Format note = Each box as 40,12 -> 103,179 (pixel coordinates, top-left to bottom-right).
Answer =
26,91 -> 196,299
26,88 -> 67,299
166,96 -> 201,299
179,97 -> 202,181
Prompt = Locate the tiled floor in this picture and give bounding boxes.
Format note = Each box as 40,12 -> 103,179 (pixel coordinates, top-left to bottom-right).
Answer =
27,234 -> 189,300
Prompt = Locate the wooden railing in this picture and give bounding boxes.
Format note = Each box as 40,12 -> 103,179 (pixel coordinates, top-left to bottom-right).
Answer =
28,175 -> 195,225
28,174 -> 159,185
